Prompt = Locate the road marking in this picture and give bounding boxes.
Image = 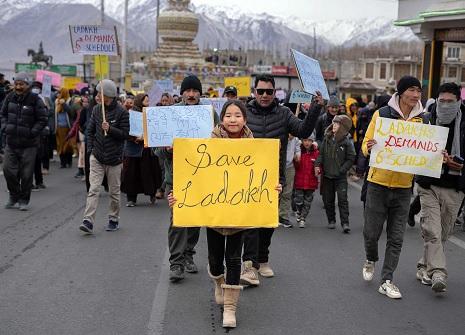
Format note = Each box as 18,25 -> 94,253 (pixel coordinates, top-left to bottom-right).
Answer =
349,180 -> 465,251
147,248 -> 170,335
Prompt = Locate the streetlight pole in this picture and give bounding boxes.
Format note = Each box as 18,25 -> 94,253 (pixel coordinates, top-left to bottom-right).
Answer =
155,0 -> 160,49
121,0 -> 129,92
101,0 -> 105,25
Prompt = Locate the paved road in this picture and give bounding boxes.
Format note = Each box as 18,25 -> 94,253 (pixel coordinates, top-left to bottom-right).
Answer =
1,161 -> 465,335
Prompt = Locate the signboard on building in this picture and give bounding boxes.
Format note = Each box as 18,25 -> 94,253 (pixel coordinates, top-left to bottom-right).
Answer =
49,65 -> 77,76
15,63 -> 42,73
272,66 -> 289,75
252,65 -> 272,74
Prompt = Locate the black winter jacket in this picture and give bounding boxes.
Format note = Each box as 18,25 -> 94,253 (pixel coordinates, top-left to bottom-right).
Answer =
246,99 -> 321,185
86,99 -> 129,166
1,90 -> 48,148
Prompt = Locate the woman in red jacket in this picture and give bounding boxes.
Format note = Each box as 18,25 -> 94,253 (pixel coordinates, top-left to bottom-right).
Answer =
294,135 -> 319,228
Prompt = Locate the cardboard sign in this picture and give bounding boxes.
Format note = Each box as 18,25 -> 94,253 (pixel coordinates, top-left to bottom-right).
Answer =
129,110 -> 143,137
289,90 -> 313,103
224,77 -> 251,97
69,25 -> 119,55
62,77 -> 81,90
144,105 -> 214,147
200,98 -> 228,116
148,82 -> 164,107
94,55 -> 109,80
173,138 -> 280,228
36,70 -> 62,87
155,79 -> 174,93
291,49 -> 329,100
369,117 -> 449,178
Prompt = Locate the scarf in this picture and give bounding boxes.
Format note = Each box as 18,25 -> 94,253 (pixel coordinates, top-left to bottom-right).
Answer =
436,101 -> 462,175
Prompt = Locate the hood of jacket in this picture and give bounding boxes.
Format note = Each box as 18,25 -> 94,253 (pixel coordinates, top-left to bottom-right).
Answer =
387,93 -> 423,121
211,124 -> 253,139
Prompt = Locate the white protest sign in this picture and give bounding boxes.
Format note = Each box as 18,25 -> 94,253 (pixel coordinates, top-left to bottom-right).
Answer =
200,98 -> 228,116
69,25 -> 119,55
148,82 -> 164,107
291,49 -> 329,100
369,117 -> 449,178
144,105 -> 214,147
275,89 -> 286,101
156,80 -> 174,93
289,90 -> 313,103
129,110 -> 143,137
41,74 -> 52,98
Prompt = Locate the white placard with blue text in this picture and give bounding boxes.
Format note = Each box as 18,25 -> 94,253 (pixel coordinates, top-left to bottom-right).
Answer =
129,110 -> 143,137
291,49 -> 329,100
145,105 -> 214,147
289,90 -> 313,103
200,98 -> 228,116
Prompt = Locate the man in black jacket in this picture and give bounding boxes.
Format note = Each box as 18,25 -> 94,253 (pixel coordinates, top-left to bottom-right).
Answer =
80,79 -> 129,234
1,72 -> 48,210
315,95 -> 341,147
415,82 -> 465,293
240,74 -> 323,286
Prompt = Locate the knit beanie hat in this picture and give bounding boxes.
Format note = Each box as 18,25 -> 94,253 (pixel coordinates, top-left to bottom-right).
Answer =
397,76 -> 421,96
333,114 -> 352,134
14,72 -> 31,85
180,75 -> 202,95
96,79 -> 117,98
328,95 -> 339,107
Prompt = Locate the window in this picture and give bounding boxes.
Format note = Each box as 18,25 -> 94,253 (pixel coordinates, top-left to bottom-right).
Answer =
379,63 -> 387,80
448,66 -> 457,78
365,63 -> 374,79
447,47 -> 460,59
461,67 -> 465,83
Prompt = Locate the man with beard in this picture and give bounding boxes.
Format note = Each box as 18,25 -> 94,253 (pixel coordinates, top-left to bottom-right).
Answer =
1,72 -> 48,210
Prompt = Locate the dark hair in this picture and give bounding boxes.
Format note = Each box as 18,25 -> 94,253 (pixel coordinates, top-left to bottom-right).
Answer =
161,92 -> 171,99
220,99 -> 247,121
437,82 -> 461,100
254,74 -> 275,88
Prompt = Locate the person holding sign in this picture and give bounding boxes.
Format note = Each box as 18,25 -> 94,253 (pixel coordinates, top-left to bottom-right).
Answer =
240,74 -> 323,285
415,83 -> 465,293
168,100 -> 282,329
80,79 -> 129,234
361,76 -> 424,299
156,75 -> 220,282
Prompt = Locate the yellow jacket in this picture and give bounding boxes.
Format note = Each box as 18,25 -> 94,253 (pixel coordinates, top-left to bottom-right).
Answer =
346,97 -> 358,142
362,94 -> 424,189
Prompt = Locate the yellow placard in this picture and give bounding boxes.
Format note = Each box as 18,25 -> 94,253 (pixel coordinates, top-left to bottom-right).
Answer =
94,55 -> 109,80
62,77 -> 81,90
224,76 -> 251,97
124,73 -> 132,92
173,138 -> 280,228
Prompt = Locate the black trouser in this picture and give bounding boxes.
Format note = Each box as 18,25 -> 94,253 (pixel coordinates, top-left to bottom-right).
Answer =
322,176 -> 349,225
60,152 -> 72,168
207,228 -> 243,285
34,149 -> 43,185
409,194 -> 421,219
363,182 -> 410,282
3,145 -> 37,204
242,228 -> 274,270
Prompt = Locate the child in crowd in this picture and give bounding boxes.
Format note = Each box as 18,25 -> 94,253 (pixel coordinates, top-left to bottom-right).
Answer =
315,114 -> 355,233
293,134 -> 319,228
168,99 -> 282,329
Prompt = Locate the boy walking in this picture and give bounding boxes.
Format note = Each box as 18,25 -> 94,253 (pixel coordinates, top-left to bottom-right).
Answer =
315,115 -> 355,233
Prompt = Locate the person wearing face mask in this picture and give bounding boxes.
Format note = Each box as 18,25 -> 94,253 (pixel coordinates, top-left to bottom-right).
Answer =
414,82 -> 465,293
361,76 -> 425,299
1,72 -> 48,210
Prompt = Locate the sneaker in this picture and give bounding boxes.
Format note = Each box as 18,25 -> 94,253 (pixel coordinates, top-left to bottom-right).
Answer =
31,185 -> 40,192
378,280 -> 402,299
342,224 -> 351,234
279,221 -> 293,228
106,220 -> 119,231
36,184 -> 46,189
169,265 -> 185,283
5,199 -> 19,209
416,267 -> 432,286
126,201 -> 136,207
240,260 -> 260,286
79,220 -> 93,234
299,219 -> 306,228
362,260 -> 375,281
431,273 -> 447,293
185,259 -> 198,273
258,263 -> 274,277
328,221 -> 336,229
18,203 -> 29,211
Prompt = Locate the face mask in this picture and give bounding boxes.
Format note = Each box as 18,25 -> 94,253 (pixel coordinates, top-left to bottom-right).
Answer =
31,88 -> 41,94
436,100 -> 461,125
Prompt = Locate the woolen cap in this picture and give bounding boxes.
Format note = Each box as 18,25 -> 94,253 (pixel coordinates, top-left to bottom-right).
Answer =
96,79 -> 117,98
180,75 -> 202,95
333,114 -> 352,133
14,72 -> 31,85
397,76 -> 421,96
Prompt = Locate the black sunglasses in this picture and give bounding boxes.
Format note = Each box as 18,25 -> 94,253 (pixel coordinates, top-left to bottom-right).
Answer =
256,88 -> 275,96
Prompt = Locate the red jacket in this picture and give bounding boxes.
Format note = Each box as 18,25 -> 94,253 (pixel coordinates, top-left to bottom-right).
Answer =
294,144 -> 319,190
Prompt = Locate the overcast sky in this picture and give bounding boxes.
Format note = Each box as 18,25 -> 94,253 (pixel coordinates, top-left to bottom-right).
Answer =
191,0 -> 399,20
